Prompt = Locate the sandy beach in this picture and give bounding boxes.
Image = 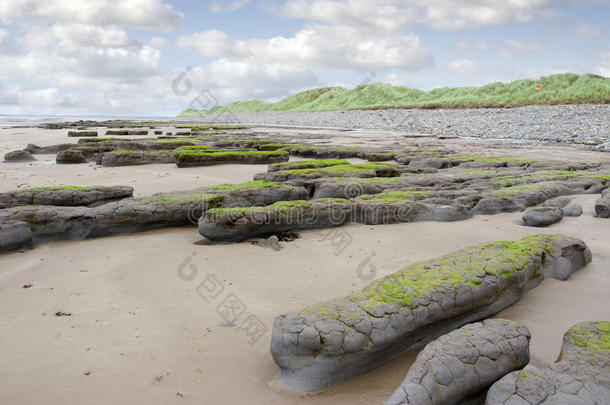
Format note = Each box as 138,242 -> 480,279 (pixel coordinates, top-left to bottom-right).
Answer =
0,125 -> 608,404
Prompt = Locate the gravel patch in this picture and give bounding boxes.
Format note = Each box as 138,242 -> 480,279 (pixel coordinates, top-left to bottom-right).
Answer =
189,105 -> 609,149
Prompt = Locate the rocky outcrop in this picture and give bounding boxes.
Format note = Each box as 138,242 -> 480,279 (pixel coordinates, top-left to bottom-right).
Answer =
176,151 -> 289,167
25,143 -> 75,154
268,159 -> 350,172
198,199 -> 351,242
56,150 -> 87,164
485,321 -> 610,404
105,129 -> 148,136
255,163 -> 400,185
386,319 -> 531,405
3,150 -> 36,162
543,196 -> 572,208
68,131 -> 98,137
522,207 -> 564,227
563,203 -> 583,217
0,186 -> 134,209
352,190 -> 473,224
101,150 -> 176,166
595,189 -> 610,218
0,181 -> 307,252
0,221 -> 32,251
473,179 -> 601,215
270,235 -> 591,392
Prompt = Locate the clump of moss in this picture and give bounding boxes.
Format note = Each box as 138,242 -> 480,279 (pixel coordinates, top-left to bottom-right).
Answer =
353,188 -> 432,204
275,162 -> 397,178
451,155 -> 535,165
206,198 -> 349,216
208,180 -> 290,191
176,150 -> 288,158
487,181 -> 560,198
333,177 -> 405,185
141,192 -> 221,205
568,321 -> 610,352
301,234 -> 568,316
11,205 -> 41,213
151,139 -> 199,145
270,159 -> 350,170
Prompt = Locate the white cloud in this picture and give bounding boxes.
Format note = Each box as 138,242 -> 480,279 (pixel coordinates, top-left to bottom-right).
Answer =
502,40 -> 543,52
18,87 -> 77,107
457,40 -> 488,57
497,40 -> 543,58
596,51 -> 610,77
149,36 -> 168,48
275,0 -> 557,31
176,30 -> 248,58
275,0 -> 415,30
177,25 -> 433,72
419,0 -> 556,30
0,28 -> 7,43
0,0 -> 183,31
384,73 -> 410,86
0,83 -> 18,105
448,59 -> 477,74
51,23 -> 140,48
209,0 -> 251,13
570,23 -> 606,38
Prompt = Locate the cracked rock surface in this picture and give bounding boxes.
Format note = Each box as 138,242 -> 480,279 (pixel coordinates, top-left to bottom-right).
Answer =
485,321 -> 610,405
270,234 -> 591,392
198,199 -> 351,242
0,181 -> 307,252
0,186 -> 134,209
386,319 -> 531,405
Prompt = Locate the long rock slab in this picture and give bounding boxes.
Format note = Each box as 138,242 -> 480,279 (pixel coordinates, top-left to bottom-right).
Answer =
198,199 -> 351,242
386,319 -> 531,405
0,181 -> 307,252
270,234 -> 591,392
0,186 -> 134,209
485,321 -> 610,404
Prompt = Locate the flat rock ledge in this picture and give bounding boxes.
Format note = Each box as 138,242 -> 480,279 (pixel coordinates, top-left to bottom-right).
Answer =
386,319 -> 531,405
0,181 -> 307,252
485,321 -> 610,404
270,234 -> 591,392
176,151 -> 289,167
0,186 -> 134,209
101,151 -> 176,167
198,199 -> 351,242
595,189 -> 610,218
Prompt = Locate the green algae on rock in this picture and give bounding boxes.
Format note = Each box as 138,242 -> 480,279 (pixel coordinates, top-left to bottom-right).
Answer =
175,150 -> 289,167
270,234 -> 591,392
199,198 -> 351,242
486,321 -> 610,404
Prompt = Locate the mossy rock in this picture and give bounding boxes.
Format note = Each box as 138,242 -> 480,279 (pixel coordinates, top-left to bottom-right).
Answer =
271,234 -> 591,392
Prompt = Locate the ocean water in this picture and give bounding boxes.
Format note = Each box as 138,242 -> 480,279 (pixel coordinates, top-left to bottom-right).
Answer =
0,114 -> 172,128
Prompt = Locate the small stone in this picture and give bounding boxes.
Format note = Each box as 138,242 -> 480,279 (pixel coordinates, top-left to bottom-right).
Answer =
562,203 -> 582,217
522,207 -> 563,227
3,150 -> 36,163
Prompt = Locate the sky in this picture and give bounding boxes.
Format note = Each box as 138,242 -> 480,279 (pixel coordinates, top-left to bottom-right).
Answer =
0,0 -> 608,117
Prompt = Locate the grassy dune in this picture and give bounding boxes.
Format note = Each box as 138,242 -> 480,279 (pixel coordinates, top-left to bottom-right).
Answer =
178,73 -> 609,117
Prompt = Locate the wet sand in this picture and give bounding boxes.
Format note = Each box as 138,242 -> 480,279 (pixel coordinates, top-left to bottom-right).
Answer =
0,126 -> 608,404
